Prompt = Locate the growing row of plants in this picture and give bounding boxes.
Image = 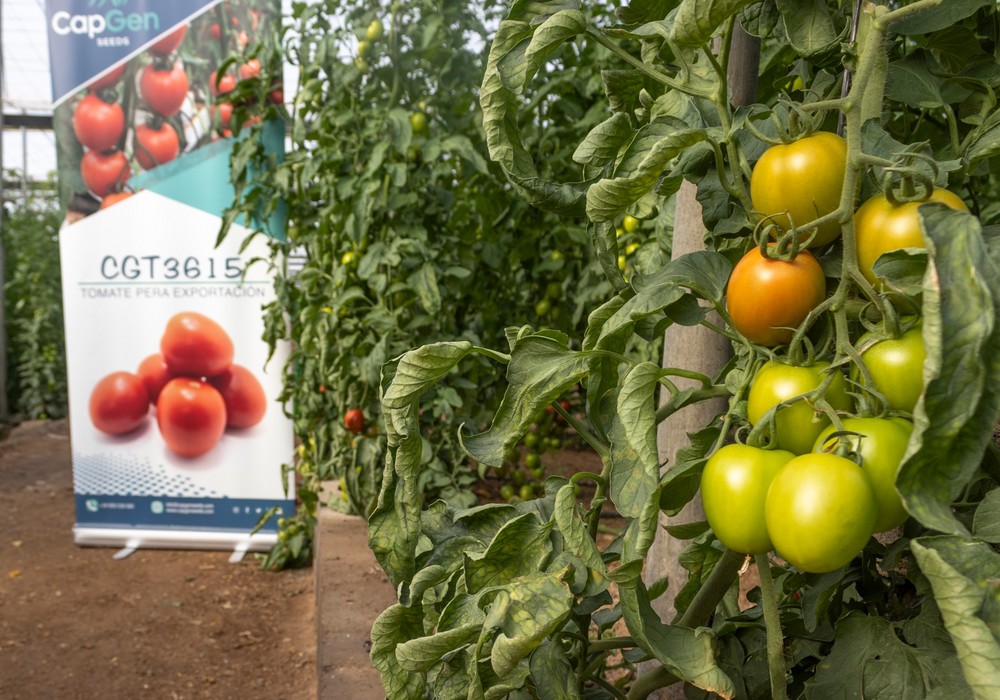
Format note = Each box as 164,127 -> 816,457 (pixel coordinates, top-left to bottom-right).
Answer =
224,1 -> 653,568
365,0 -> 1000,698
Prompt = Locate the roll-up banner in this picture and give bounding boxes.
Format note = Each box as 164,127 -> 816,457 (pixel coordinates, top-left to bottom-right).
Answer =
45,0 -> 293,556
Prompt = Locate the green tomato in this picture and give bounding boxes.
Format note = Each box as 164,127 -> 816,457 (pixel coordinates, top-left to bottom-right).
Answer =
747,360 -> 852,455
511,469 -> 526,486
529,466 -> 546,480
622,214 -> 641,233
341,251 -> 357,266
535,299 -> 551,317
814,417 -> 912,532
524,432 -> 540,449
859,327 -> 926,413
518,484 -> 535,500
409,111 -> 427,134
545,282 -> 562,300
500,484 -> 515,501
524,452 -> 541,470
701,444 -> 795,554
765,453 -> 877,573
549,250 -> 565,264
357,40 -> 371,58
366,19 -> 384,41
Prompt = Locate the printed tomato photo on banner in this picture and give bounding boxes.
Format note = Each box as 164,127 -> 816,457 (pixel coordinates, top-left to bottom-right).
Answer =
50,0 -> 284,223
87,311 -> 267,460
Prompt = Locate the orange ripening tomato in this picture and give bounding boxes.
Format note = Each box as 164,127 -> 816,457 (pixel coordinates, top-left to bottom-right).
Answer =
99,191 -> 133,209
726,246 -> 826,347
854,189 -> 968,286
750,132 -> 847,248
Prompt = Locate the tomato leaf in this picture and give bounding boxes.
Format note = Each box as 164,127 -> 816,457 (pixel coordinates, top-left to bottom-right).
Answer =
460,334 -> 593,468
395,623 -> 481,673
617,573 -> 736,698
586,128 -> 707,223
669,0 -> 756,47
775,0 -> 839,58
972,488 -> 1000,543
896,207 -> 1000,535
465,513 -> 553,593
911,536 -> 1000,698
528,639 -> 581,700
572,112 -> 635,167
890,0 -> 992,36
370,604 -> 429,700
802,610 -> 970,699
481,18 -> 590,216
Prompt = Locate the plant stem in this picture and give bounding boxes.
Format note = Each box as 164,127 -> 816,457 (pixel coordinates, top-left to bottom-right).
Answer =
675,547 -> 745,625
585,28 -> 704,98
755,553 -> 788,700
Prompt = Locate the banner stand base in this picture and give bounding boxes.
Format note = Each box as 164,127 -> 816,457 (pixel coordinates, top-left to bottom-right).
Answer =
75,527 -> 278,562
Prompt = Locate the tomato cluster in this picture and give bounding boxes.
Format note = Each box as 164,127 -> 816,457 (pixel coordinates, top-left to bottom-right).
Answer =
88,311 -> 267,458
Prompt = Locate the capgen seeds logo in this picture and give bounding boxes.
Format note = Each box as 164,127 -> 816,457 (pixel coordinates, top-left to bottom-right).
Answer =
51,0 -> 161,42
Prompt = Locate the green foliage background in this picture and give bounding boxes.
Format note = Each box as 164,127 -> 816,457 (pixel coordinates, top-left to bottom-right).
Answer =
2,189 -> 67,421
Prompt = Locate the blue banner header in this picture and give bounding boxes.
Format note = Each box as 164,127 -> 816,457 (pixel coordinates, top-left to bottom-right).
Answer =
46,0 -> 221,106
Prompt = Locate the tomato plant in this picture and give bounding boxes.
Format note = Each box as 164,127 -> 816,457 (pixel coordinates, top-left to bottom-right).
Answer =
72,93 -> 125,152
701,444 -> 794,554
133,121 -> 180,171
725,245 -> 826,346
765,453 -> 877,573
208,364 -> 267,429
227,0 -> 1000,697
89,371 -> 149,435
80,149 -> 130,198
750,132 -> 847,248
156,378 -> 227,458
160,311 -> 234,378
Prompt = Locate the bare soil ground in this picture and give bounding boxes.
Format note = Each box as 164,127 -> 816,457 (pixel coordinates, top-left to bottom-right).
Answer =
0,419 -> 317,700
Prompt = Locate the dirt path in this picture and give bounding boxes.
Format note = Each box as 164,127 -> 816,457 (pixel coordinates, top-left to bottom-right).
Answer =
0,420 -> 316,700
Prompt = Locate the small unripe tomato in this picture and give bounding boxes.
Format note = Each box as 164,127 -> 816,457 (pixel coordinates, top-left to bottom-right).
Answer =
747,360 -> 852,455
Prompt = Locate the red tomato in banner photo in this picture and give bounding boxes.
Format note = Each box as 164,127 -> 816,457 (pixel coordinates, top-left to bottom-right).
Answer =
344,409 -> 365,434
726,246 -> 826,347
136,353 -> 174,404
156,379 -> 227,458
89,371 -> 150,435
208,364 -> 267,429
81,149 -> 130,199
148,25 -> 188,56
139,62 -> 189,117
87,64 -> 126,91
239,59 -> 261,79
212,102 -> 234,129
209,71 -> 237,97
160,311 -> 235,378
73,93 -> 125,152
134,122 -> 180,170
99,191 -> 133,209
